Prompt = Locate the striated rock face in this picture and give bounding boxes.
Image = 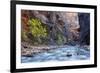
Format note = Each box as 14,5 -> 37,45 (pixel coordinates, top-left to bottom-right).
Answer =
57,12 -> 80,42
27,11 -> 79,43
21,10 -> 90,46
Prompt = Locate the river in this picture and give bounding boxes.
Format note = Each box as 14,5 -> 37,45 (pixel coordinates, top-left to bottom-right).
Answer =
21,45 -> 90,63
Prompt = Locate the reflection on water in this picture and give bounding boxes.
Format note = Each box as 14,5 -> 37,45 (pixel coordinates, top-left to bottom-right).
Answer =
21,46 -> 90,63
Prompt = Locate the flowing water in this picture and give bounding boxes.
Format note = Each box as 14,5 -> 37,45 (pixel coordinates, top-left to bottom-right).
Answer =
21,46 -> 90,63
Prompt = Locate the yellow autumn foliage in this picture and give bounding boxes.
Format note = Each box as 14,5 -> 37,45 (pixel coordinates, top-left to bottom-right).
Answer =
28,18 -> 47,38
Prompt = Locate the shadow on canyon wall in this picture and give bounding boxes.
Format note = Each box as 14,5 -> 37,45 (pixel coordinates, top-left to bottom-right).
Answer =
21,10 -> 90,46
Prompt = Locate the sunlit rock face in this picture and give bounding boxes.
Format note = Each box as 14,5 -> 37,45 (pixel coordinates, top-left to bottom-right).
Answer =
59,12 -> 80,29
65,13 -> 80,43
21,10 -> 90,45
57,12 -> 80,42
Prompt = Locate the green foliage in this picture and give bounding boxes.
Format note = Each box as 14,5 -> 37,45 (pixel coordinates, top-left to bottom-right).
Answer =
56,33 -> 65,45
28,18 -> 48,45
28,18 -> 47,38
21,31 -> 28,41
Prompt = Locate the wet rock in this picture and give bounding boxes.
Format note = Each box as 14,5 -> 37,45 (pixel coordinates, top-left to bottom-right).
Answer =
66,52 -> 72,57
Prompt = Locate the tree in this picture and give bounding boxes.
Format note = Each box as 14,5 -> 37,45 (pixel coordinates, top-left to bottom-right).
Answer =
28,18 -> 48,45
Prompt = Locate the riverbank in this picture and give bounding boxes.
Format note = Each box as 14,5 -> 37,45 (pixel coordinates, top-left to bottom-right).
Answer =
21,43 -> 69,57
21,42 -> 89,57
